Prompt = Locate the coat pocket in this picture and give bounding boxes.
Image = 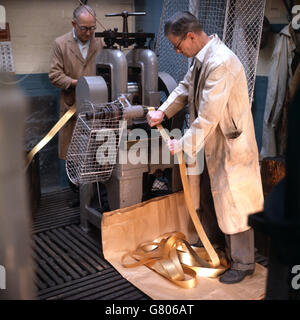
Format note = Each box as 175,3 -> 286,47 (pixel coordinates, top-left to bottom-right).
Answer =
224,130 -> 250,166
225,130 -> 242,140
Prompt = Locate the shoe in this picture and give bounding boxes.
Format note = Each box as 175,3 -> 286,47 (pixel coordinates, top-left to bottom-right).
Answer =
219,268 -> 254,284
67,197 -> 80,208
191,238 -> 203,248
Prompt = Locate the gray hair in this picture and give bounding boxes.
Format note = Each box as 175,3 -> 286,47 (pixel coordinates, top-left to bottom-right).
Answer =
73,5 -> 96,21
164,11 -> 202,37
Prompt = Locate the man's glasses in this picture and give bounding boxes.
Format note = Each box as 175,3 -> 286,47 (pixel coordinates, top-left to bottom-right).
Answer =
173,34 -> 187,51
75,20 -> 96,32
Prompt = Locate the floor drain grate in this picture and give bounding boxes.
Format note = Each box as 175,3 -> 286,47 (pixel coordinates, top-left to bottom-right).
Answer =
32,189 -> 150,300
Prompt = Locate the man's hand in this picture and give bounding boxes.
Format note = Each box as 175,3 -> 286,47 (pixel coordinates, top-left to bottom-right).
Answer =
71,79 -> 78,88
166,138 -> 182,155
147,110 -> 165,127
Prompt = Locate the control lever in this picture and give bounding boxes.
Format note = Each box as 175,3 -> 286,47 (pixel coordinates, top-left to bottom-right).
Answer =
105,11 -> 146,33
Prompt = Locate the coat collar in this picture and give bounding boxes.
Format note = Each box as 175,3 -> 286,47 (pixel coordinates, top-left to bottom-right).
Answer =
66,31 -> 98,64
86,35 -> 98,64
277,24 -> 297,54
192,34 -> 220,107
194,34 -> 219,66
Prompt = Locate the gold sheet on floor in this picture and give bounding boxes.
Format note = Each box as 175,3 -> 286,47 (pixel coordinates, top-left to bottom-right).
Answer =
101,192 -> 267,300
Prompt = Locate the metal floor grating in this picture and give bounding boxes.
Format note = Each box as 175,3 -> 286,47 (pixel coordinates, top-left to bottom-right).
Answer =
32,188 -> 150,300
32,189 -> 81,234
32,188 -> 268,300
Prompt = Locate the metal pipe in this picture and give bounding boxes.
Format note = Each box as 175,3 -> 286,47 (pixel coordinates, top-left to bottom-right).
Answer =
122,104 -> 146,120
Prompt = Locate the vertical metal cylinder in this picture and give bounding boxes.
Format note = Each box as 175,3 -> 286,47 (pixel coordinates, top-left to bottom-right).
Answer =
0,73 -> 35,299
126,48 -> 160,106
95,49 -> 128,101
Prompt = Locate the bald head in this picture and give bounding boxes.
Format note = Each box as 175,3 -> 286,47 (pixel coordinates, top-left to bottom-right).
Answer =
72,5 -> 96,43
73,5 -> 96,21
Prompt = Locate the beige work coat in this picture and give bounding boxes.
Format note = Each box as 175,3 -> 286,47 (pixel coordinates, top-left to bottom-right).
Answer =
159,34 -> 264,235
260,24 -> 297,159
49,31 -> 103,159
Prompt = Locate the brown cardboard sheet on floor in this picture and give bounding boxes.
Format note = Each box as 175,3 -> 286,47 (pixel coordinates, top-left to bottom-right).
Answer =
101,192 -> 267,300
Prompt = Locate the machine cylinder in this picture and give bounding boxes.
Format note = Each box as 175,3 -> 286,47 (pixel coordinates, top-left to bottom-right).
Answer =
126,48 -> 160,106
122,104 -> 146,120
95,49 -> 128,101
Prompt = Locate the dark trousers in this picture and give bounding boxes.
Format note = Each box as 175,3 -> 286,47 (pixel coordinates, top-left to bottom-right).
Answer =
225,228 -> 255,271
201,157 -> 255,271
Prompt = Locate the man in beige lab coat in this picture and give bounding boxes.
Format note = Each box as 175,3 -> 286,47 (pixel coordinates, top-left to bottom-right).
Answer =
49,5 -> 103,206
147,12 -> 264,284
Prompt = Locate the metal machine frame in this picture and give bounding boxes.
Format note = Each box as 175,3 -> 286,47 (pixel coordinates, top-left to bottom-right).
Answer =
74,11 -> 185,232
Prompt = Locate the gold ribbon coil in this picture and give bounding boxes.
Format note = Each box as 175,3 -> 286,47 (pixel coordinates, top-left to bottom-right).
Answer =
147,107 -> 220,267
122,232 -> 227,289
121,108 -> 227,288
25,105 -> 76,169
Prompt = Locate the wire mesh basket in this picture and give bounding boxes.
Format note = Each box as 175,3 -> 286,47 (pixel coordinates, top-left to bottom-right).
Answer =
66,100 -> 124,185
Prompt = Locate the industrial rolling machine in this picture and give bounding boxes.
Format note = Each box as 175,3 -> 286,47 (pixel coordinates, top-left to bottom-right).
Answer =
69,11 -> 186,232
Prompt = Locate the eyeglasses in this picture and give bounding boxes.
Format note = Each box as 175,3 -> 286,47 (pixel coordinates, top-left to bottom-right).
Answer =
173,34 -> 187,51
75,20 -> 96,32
